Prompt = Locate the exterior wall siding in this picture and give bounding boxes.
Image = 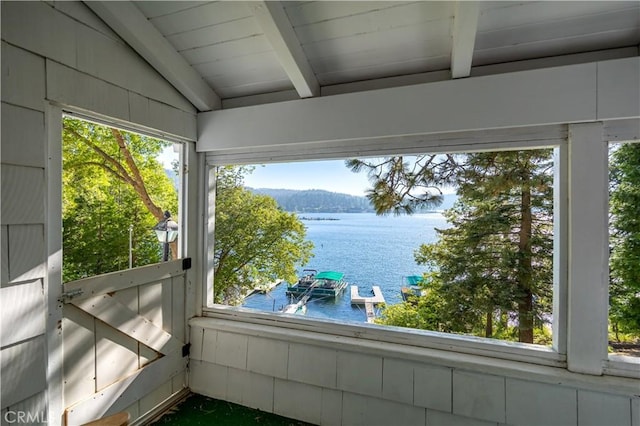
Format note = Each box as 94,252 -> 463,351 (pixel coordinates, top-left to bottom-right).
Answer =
0,0 -> 196,422
190,319 -> 640,426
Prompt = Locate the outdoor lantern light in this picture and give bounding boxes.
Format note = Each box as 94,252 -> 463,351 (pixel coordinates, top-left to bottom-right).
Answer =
153,210 -> 178,261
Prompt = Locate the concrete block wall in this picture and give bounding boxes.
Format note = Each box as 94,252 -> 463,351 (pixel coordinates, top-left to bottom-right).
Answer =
1,1 -> 196,423
190,318 -> 639,426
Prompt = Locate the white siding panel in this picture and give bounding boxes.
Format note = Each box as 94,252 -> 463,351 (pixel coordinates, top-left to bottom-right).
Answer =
46,61 -> 130,124
225,367 -> 249,405
274,378 -> 322,425
76,25 -> 194,115
190,326 -> 205,361
94,321 -> 139,391
243,371 -> 274,413
288,343 -> 337,388
1,104 -> 45,168
342,392 -> 426,426
598,58 -> 640,121
578,390 -> 631,426
337,351 -> 382,397
214,331 -> 247,370
62,305 -> 96,408
139,281 -> 167,330
0,280 -> 44,347
172,370 -> 186,394
53,1 -> 122,42
149,2 -> 250,36
1,42 -> 46,111
1,165 -> 44,225
0,390 -> 47,426
414,364 -> 452,412
128,92 -> 197,141
453,371 -> 506,423
320,388 -> 343,426
505,378 -> 577,426
171,275 -> 186,343
1,226 -> 8,284
0,1 -> 76,68
167,16 -> 258,52
247,336 -> 288,379
189,360 -> 228,400
382,358 -> 413,405
8,225 -> 45,283
633,397 -> 640,426
201,328 -> 217,364
427,409 -> 499,426
0,336 -> 46,408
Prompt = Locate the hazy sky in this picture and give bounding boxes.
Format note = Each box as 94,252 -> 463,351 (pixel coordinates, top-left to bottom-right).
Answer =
243,160 -> 372,196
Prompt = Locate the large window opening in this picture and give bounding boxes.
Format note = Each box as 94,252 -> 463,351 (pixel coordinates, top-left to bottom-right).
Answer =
210,147 -> 556,347
608,141 -> 640,359
62,116 -> 182,282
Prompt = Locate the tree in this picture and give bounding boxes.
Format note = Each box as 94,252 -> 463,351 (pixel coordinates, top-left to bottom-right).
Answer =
62,118 -> 177,281
609,142 -> 640,339
213,167 -> 314,304
349,150 -> 554,343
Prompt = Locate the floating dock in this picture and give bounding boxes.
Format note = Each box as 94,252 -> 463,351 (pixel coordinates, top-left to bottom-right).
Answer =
350,285 -> 385,305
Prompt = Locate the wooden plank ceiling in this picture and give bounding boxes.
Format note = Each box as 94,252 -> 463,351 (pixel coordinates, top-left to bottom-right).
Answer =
87,1 -> 640,111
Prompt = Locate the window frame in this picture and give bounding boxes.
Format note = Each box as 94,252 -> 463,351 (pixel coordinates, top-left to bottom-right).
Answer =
201,120 -> 640,378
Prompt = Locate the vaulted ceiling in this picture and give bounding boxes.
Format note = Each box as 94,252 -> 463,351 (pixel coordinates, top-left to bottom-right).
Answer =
86,1 -> 640,112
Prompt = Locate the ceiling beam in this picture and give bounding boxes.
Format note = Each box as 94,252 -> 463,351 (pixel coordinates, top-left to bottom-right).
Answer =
248,1 -> 320,98
450,1 -> 480,79
86,1 -> 221,111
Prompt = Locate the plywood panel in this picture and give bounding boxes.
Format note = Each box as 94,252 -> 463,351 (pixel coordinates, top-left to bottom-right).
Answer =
1,104 -> 45,168
274,378 -> 322,425
247,336 -> 288,379
149,2 -> 250,36
1,42 -> 46,112
171,275 -> 186,343
8,225 -> 45,283
139,281 -> 165,330
0,280 -> 44,347
287,343 -> 337,388
0,390 -> 47,425
46,60 -> 130,124
1,166 -> 44,225
453,371 -> 505,423
0,1 -> 76,68
337,351 -> 382,397
167,16 -> 258,51
63,305 -> 96,408
0,336 -> 47,407
95,321 -> 140,391
505,378 -> 577,426
134,1 -> 205,19
578,390 -> 631,426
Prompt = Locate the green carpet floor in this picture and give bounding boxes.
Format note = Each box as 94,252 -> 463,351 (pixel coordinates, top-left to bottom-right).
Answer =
152,393 -> 312,425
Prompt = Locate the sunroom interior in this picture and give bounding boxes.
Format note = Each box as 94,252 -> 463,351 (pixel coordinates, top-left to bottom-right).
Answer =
1,1 -> 639,425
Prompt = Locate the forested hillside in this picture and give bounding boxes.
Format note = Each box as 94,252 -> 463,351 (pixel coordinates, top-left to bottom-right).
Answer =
249,188 -> 457,213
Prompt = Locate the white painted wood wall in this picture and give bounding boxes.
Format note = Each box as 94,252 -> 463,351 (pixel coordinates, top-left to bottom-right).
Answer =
1,2 -> 196,424
190,318 -> 640,426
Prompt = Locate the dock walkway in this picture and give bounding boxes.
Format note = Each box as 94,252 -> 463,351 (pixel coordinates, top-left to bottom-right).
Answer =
350,285 -> 385,305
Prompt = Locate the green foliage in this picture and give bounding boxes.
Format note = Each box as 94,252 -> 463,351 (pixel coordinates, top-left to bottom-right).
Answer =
356,150 -> 554,343
214,167 -> 314,304
62,118 -> 177,282
609,142 -> 640,339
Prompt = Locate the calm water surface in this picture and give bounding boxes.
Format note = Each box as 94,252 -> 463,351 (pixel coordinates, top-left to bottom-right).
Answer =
242,212 -> 448,323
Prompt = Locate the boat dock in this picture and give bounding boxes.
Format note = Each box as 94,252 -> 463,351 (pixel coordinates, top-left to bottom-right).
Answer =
350,286 -> 385,305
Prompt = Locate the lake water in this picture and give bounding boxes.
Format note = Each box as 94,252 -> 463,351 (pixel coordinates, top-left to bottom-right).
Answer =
242,212 -> 449,323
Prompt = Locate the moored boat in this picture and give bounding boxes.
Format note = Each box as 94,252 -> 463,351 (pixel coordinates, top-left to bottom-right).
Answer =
286,270 -> 348,298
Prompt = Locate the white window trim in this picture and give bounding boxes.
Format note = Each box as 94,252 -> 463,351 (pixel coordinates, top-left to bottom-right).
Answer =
201,120 -> 640,378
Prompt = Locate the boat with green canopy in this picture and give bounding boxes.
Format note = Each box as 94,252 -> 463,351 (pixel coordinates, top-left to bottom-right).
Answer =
286,270 -> 348,298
